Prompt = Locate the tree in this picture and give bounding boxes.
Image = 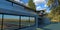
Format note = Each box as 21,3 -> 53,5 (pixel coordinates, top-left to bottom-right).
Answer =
47,0 -> 60,22
47,0 -> 60,8
28,0 -> 36,10
47,0 -> 54,6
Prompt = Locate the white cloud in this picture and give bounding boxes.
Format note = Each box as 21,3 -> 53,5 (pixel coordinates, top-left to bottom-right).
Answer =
14,0 -> 24,3
36,6 -> 46,10
25,3 -> 29,6
33,0 -> 46,5
44,4 -> 48,7
14,0 -> 28,6
36,6 -> 41,10
14,0 -> 20,2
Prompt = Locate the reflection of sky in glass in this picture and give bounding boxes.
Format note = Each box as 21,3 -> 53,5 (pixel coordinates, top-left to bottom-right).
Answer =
0,14 -> 35,20
21,16 -> 29,20
0,14 -> 19,19
30,17 -> 35,20
4,15 -> 19,19
0,14 -> 2,18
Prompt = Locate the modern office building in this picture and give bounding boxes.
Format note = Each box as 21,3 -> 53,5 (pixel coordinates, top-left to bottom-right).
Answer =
0,0 -> 39,30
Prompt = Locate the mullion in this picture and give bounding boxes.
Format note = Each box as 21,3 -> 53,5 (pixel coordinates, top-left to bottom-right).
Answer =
29,17 -> 30,26
19,16 -> 21,29
1,14 -> 4,30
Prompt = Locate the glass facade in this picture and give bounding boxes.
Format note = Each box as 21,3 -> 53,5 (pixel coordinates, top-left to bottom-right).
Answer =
0,14 -> 2,30
3,15 -> 19,30
21,16 -> 35,28
0,14 -> 35,30
21,16 -> 30,27
30,17 -> 35,26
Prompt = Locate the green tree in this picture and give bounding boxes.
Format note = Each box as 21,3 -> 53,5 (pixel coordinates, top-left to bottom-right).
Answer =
47,0 -> 60,22
28,0 -> 36,10
47,0 -> 54,6
47,0 -> 60,8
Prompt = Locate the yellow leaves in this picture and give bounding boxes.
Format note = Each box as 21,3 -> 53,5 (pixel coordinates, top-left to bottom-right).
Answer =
47,0 -> 60,22
58,0 -> 60,2
51,15 -> 60,22
47,0 -> 54,6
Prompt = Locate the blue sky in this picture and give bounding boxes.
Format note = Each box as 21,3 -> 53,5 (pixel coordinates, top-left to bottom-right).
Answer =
18,0 -> 50,12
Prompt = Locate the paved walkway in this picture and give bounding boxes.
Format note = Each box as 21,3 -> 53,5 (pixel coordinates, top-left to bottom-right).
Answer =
37,23 -> 60,30
37,17 -> 60,30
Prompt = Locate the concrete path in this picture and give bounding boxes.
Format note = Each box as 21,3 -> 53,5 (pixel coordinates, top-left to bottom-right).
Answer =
37,23 -> 60,30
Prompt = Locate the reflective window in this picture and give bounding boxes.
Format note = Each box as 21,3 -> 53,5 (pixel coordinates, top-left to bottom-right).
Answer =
21,16 -> 35,28
0,14 -> 2,30
0,14 -> 35,30
21,16 -> 30,28
3,15 -> 19,30
30,17 -> 35,25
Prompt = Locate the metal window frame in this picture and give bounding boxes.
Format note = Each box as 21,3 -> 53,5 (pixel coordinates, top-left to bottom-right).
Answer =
0,13 -> 36,30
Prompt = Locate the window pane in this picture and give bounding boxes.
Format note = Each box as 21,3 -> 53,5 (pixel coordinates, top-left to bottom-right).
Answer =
21,16 -> 35,28
0,14 -> 2,30
21,16 -> 30,28
30,17 -> 35,25
3,15 -> 19,30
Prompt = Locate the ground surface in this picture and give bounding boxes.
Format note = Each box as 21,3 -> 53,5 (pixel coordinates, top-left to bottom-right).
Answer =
37,22 -> 60,30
